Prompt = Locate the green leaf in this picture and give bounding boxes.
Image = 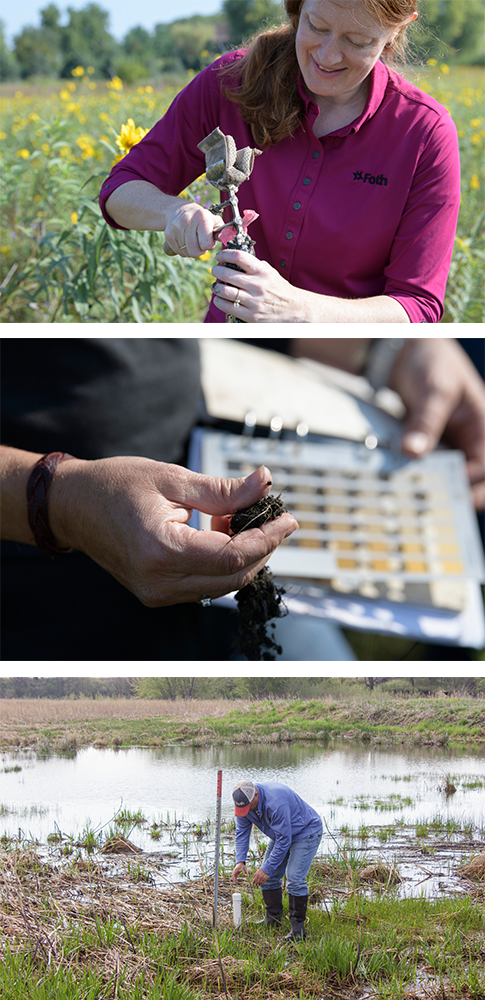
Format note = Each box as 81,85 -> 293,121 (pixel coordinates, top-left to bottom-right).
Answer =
131,296 -> 144,323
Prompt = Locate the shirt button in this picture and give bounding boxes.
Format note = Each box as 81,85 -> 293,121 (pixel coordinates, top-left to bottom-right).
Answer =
303,178 -> 311,185
293,201 -> 301,210
313,151 -> 320,158
286,231 -> 293,239
280,261 -> 287,268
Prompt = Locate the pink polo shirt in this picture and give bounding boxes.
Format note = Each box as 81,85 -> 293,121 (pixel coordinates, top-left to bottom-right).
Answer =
100,52 -> 460,323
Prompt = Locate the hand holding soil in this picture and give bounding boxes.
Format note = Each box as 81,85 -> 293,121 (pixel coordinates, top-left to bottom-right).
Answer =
47,457 -> 298,607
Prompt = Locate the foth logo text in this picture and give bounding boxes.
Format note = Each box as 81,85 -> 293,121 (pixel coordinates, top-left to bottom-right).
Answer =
353,171 -> 388,186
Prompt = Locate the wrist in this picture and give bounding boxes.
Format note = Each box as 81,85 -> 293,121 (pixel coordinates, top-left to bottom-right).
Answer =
0,446 -> 44,545
47,457 -> 89,551
167,196 -> 198,223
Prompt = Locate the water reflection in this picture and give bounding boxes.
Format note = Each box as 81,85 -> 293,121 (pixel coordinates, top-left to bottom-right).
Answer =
2,741 -> 484,847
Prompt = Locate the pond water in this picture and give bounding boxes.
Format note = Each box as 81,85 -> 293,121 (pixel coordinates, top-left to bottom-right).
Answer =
2,741 -> 484,899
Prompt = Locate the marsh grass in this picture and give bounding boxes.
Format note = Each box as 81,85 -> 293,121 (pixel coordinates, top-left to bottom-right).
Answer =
1,692 -> 484,754
1,843 -> 484,1000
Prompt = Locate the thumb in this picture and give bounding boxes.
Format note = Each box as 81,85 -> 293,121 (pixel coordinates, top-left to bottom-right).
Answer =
401,386 -> 452,457
167,464 -> 274,516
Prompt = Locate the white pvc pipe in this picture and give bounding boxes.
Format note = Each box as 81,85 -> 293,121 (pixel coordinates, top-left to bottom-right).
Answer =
232,891 -> 242,928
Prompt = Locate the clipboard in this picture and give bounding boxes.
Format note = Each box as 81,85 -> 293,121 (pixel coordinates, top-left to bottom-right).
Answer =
190,340 -> 485,648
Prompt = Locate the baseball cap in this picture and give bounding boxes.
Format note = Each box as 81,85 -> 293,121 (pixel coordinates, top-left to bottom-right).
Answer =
232,780 -> 257,816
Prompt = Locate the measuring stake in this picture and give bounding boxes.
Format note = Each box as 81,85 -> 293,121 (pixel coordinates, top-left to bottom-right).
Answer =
213,769 -> 222,927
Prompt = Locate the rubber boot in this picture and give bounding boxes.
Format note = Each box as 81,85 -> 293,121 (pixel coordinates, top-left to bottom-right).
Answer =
261,887 -> 283,926
283,893 -> 308,941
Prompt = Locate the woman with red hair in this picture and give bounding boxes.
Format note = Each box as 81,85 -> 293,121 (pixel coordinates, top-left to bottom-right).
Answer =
100,1 -> 460,323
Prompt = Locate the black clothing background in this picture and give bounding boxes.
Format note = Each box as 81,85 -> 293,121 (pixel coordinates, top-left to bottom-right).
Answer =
1,337 -> 238,662
1,338 -> 201,463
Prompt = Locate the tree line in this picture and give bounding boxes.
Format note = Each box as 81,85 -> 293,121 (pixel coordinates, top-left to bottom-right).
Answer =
0,676 -> 483,699
1,0 -> 483,83
2,1 -> 274,82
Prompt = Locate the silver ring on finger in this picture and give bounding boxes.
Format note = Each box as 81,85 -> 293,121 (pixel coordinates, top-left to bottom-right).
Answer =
234,289 -> 241,308
200,594 -> 212,608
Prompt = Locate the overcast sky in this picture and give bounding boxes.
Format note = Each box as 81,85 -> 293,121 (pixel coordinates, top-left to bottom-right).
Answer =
2,0 -> 223,45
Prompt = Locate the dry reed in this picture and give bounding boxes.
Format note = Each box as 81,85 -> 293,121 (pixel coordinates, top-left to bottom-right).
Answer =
0,698 -> 251,725
0,849 -> 232,965
0,847 -> 326,998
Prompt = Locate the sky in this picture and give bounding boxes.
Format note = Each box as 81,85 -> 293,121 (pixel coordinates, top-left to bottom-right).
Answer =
2,0 -> 223,45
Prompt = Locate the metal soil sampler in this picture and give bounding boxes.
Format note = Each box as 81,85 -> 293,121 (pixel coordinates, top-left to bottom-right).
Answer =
198,127 -> 261,324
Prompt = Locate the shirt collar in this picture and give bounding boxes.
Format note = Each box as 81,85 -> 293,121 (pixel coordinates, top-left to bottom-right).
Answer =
252,785 -> 264,815
297,58 -> 389,136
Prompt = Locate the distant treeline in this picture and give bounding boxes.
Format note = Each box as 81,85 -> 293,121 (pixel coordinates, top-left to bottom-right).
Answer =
0,676 -> 483,700
3,1 -> 256,82
1,0 -> 484,82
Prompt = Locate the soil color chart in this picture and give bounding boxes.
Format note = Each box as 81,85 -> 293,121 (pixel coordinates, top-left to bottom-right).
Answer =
194,431 -> 485,613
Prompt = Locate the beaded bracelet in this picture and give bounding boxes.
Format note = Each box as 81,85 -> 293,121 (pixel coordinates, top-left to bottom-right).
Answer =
26,452 -> 75,556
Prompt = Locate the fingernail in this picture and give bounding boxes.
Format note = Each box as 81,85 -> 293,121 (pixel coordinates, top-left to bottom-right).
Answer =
284,520 -> 299,538
244,465 -> 267,488
402,431 -> 429,454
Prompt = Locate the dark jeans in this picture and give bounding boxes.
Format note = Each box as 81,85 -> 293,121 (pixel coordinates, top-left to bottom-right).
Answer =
262,831 -> 323,896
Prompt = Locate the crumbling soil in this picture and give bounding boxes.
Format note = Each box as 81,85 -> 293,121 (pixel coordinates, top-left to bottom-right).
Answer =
230,494 -> 288,660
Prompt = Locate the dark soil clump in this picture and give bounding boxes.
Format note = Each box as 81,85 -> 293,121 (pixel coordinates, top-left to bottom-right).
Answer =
230,494 -> 288,536
230,494 -> 288,660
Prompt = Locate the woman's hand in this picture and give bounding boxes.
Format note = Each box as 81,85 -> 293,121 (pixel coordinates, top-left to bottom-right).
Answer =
48,458 -> 298,606
211,250 -> 409,322
211,248 -> 308,322
104,181 -> 218,250
164,200 -> 219,257
390,338 -> 485,510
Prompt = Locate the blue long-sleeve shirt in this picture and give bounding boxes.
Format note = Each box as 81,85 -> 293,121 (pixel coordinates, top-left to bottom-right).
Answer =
235,782 -> 323,876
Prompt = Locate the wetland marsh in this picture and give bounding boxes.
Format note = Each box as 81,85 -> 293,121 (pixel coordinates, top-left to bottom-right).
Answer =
1,693 -> 484,999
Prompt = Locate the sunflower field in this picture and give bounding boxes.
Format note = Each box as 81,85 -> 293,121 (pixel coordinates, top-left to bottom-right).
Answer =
0,62 -> 483,324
